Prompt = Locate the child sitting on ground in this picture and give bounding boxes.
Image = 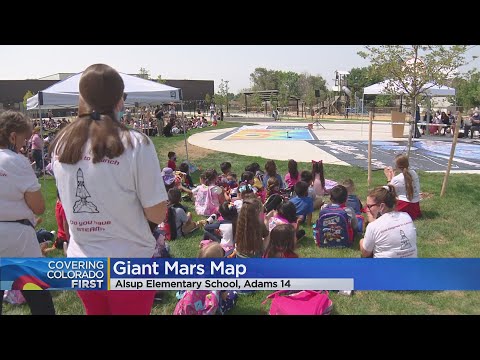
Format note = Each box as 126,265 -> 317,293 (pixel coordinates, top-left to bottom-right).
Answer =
217,162 -> 232,187
284,159 -> 301,191
167,188 -> 199,238
266,176 -> 281,198
289,181 -> 314,226
203,201 -> 238,253
42,190 -> 69,255
178,162 -> 194,189
263,223 -> 298,258
342,178 -> 363,215
321,185 -> 358,236
192,169 -> 226,216
342,179 -> 365,234
245,163 -> 264,191
233,183 -> 256,212
167,151 -> 177,171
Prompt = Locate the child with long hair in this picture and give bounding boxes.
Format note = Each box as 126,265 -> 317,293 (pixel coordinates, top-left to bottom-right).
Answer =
266,176 -> 281,198
263,223 -> 298,258
312,160 -> 325,198
234,197 -> 269,258
384,154 -> 421,220
263,160 -> 284,189
284,159 -> 300,190
192,169 -> 226,216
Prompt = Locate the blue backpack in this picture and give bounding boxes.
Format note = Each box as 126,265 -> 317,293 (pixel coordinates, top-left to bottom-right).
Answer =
314,204 -> 353,248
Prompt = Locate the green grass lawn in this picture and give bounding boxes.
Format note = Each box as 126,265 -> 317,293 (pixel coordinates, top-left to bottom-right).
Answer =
4,121 -> 480,315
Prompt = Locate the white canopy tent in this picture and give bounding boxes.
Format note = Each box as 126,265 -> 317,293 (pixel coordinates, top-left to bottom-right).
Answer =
363,80 -> 456,97
26,71 -> 191,169
362,80 -> 456,117
27,71 -> 182,109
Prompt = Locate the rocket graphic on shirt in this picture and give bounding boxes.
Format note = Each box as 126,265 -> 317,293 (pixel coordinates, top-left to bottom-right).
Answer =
73,168 -> 99,213
399,230 -> 412,250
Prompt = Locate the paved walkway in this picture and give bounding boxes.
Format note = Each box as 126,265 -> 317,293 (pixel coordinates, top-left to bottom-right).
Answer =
188,121 -> 480,173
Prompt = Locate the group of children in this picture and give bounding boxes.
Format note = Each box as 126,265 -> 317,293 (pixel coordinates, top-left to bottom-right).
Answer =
157,153 -> 366,261
154,155 -> 368,314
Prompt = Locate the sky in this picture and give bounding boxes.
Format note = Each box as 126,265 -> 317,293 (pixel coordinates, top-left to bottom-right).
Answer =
0,45 -> 479,93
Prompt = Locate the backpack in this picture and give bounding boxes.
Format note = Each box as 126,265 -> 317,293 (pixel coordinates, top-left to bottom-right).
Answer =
315,204 -> 353,247
194,185 -> 219,216
173,290 -> 221,315
262,290 -> 332,315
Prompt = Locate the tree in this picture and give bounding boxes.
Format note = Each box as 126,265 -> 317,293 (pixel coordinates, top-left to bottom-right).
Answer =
138,67 -> 150,79
215,79 -> 228,110
347,66 -> 384,97
156,74 -> 166,84
452,69 -> 480,111
358,45 -> 470,156
205,93 -> 212,106
23,90 -> 33,109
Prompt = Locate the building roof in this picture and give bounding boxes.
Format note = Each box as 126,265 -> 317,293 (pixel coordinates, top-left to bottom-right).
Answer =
0,80 -> 58,104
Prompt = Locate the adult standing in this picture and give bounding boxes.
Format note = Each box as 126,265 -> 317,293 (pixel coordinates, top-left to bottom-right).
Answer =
50,64 -> 168,315
384,154 -> 421,220
0,110 -> 55,315
209,103 -> 215,120
30,125 -> 44,176
360,185 -> 417,258
155,105 -> 164,136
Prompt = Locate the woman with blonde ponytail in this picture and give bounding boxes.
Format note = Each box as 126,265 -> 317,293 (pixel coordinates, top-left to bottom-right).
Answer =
50,64 -> 168,315
384,154 -> 421,220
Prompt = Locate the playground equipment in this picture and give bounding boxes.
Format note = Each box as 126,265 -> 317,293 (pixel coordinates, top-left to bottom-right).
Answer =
320,70 -> 363,116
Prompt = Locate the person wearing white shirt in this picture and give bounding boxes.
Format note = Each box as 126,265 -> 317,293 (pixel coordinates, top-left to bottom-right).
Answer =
360,185 -> 417,258
50,64 -> 168,315
0,110 -> 55,315
384,154 -> 421,220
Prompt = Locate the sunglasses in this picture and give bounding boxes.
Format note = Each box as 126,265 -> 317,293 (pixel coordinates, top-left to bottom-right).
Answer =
123,93 -> 128,101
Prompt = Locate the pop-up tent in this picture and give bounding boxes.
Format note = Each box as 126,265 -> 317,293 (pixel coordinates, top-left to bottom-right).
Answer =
26,72 -> 182,109
363,80 -> 455,96
27,71 -> 191,176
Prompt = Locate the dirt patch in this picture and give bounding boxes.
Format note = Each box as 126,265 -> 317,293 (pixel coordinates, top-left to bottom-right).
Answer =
171,142 -> 215,161
420,192 -> 434,200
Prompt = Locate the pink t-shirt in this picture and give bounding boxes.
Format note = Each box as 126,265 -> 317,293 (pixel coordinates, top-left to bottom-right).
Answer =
284,172 -> 301,189
30,134 -> 43,150
268,215 -> 297,232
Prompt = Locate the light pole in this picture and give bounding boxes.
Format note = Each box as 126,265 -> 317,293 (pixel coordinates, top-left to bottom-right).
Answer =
225,80 -> 229,115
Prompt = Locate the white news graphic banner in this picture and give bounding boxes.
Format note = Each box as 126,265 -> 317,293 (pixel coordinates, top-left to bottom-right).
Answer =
110,278 -> 354,291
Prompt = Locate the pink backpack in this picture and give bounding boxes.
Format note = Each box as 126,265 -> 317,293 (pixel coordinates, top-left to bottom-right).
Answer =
173,290 -> 220,315
194,185 -> 219,216
263,290 -> 333,315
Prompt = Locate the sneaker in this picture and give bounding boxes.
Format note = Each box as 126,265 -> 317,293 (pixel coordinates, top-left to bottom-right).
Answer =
206,214 -> 217,224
